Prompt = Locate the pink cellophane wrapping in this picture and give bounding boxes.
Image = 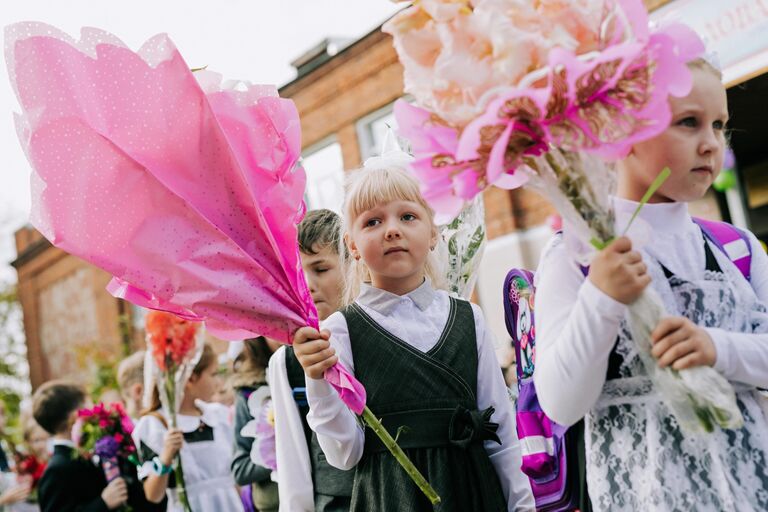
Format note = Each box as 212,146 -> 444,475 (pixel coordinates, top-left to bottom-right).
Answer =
5,22 -> 365,413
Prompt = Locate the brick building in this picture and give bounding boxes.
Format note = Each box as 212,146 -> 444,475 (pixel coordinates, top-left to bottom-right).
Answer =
13,0 -> 768,387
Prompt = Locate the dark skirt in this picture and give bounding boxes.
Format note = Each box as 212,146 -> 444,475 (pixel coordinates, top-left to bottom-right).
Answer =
351,444 -> 506,512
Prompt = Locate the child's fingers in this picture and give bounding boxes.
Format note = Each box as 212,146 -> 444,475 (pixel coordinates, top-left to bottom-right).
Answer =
294,338 -> 330,357
294,326 -> 322,345
630,261 -> 647,276
608,236 -> 632,253
650,326 -> 688,359
656,339 -> 695,368
651,317 -> 686,343
671,351 -> 707,371
319,329 -> 331,340
305,355 -> 339,379
298,345 -> 337,367
624,251 -> 643,265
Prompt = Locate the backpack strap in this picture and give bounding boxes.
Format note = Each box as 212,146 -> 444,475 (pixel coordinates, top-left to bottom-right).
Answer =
692,217 -> 752,282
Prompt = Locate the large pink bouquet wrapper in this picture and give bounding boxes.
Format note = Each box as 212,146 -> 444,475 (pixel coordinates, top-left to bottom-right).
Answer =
5,22 -> 365,413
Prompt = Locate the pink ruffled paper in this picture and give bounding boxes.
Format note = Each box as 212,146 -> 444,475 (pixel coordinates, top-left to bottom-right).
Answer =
5,22 -> 365,414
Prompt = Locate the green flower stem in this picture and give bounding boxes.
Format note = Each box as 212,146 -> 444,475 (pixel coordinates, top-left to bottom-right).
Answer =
359,406 -> 441,505
164,360 -> 192,512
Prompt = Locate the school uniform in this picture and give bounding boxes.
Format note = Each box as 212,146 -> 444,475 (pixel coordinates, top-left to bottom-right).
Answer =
132,401 -> 241,512
535,198 -> 768,511
306,280 -> 534,511
269,346 -> 354,512
37,440 -> 164,512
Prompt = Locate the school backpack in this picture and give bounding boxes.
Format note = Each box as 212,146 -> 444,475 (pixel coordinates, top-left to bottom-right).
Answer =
503,219 -> 753,511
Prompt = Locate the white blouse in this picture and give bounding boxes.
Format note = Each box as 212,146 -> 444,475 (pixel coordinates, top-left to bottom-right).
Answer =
534,198 -> 768,427
132,401 -> 241,512
267,346 -> 315,512
305,280 -> 534,511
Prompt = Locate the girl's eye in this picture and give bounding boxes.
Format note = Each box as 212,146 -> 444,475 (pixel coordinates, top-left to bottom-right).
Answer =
401,213 -> 416,221
713,120 -> 726,131
364,218 -> 380,227
315,268 -> 328,274
678,116 -> 698,127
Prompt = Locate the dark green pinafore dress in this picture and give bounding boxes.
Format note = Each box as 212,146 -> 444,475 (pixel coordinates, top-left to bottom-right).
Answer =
343,297 -> 507,511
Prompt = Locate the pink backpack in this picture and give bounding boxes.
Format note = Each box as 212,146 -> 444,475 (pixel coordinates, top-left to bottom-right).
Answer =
504,219 -> 753,511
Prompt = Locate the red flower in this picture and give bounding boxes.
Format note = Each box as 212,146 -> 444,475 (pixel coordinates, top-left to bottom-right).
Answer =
16,455 -> 46,487
145,311 -> 200,371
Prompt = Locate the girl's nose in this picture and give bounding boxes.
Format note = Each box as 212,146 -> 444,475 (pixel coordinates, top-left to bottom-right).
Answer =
385,225 -> 402,240
699,128 -> 722,155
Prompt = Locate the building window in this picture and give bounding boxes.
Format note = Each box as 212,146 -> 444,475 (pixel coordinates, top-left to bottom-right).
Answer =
301,138 -> 345,213
356,98 -> 413,160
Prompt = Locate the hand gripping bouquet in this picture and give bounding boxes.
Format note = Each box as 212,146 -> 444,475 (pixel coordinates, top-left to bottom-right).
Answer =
386,0 -> 743,433
144,311 -> 204,512
6,22 -> 438,501
74,402 -> 139,511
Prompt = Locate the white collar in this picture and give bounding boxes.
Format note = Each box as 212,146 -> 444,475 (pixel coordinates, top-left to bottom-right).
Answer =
171,400 -> 222,433
613,196 -> 694,235
52,439 -> 75,449
356,279 -> 436,316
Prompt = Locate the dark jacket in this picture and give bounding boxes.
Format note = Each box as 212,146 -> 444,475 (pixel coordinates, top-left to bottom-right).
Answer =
38,444 -> 165,512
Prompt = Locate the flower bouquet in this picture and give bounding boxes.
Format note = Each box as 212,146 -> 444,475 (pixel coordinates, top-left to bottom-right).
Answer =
386,0 -> 743,433
240,387 -> 277,473
145,311 -> 204,512
439,195 -> 486,299
74,402 -> 139,511
14,453 -> 46,503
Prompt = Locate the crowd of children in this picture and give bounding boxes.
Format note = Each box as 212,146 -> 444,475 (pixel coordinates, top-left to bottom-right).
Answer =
4,54 -> 766,512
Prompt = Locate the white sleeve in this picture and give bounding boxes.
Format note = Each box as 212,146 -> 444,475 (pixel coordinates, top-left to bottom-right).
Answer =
533,236 -> 627,427
472,304 -> 534,511
269,347 -> 315,512
132,415 -> 167,480
708,231 -> 768,388
305,311 -> 365,471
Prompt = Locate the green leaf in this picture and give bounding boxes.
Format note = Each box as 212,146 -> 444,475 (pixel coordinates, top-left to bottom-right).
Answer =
448,234 -> 458,256
462,226 -> 484,264
394,425 -> 411,444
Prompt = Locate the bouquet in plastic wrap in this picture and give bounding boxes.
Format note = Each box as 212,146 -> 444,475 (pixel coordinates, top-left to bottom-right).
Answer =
74,402 -> 139,511
6,22 -> 438,502
386,0 -> 742,433
145,311 -> 204,512
439,196 -> 485,299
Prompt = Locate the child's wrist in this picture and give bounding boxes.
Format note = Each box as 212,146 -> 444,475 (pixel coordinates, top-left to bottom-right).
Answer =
152,455 -> 173,475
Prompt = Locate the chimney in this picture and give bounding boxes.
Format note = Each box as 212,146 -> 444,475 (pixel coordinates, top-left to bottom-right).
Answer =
291,37 -> 354,79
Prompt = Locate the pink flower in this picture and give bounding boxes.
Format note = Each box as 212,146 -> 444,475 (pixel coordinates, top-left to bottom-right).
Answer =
392,0 -> 704,218
121,415 -> 134,435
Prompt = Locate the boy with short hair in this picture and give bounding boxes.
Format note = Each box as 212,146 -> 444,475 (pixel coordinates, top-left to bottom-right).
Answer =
268,209 -> 354,512
33,380 -> 163,512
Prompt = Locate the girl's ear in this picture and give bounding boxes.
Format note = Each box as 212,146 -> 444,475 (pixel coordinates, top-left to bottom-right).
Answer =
344,232 -> 359,260
430,225 -> 439,251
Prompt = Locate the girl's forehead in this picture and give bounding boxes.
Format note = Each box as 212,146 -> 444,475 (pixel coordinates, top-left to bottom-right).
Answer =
358,199 -> 423,214
672,68 -> 728,116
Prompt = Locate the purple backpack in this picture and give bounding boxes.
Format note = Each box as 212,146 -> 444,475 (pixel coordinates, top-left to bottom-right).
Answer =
503,219 -> 752,511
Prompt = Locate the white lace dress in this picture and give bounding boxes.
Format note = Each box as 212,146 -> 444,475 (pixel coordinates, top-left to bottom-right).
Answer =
534,199 -> 768,512
586,239 -> 768,511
